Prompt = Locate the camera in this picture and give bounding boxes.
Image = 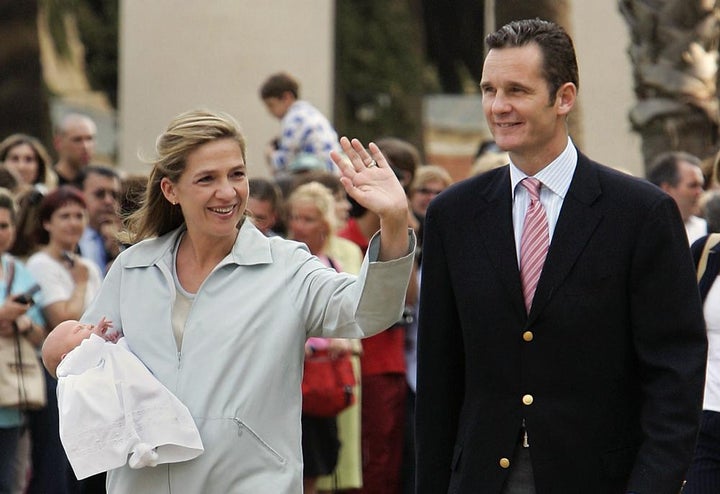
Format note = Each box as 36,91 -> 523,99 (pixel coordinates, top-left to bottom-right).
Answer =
13,285 -> 40,305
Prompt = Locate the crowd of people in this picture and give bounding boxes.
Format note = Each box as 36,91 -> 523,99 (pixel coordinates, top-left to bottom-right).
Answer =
0,113 -> 131,494
0,94 -> 422,492
2,17 -> 720,494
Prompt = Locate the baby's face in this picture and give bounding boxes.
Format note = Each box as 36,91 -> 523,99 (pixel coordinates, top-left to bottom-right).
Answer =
58,320 -> 95,352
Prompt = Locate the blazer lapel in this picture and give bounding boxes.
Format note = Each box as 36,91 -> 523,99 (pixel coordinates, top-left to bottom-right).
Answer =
474,167 -> 526,315
528,154 -> 603,322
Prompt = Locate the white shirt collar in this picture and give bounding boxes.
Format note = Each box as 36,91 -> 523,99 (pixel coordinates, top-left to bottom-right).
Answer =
510,137 -> 578,199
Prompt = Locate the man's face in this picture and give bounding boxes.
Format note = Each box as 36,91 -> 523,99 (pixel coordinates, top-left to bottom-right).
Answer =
83,173 -> 120,230
664,161 -> 704,221
56,119 -> 96,169
248,196 -> 277,235
480,43 -> 574,172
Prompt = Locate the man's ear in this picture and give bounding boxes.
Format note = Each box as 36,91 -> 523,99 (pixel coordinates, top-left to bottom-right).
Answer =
556,82 -> 577,116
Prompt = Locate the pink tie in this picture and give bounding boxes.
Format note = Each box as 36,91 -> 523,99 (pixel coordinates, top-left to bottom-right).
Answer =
519,178 -> 549,312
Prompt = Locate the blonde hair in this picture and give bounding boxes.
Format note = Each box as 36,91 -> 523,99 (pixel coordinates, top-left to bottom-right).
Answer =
124,109 -> 247,243
287,182 -> 337,236
410,165 -> 453,194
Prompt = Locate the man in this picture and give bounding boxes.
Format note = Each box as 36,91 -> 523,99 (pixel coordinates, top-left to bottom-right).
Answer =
78,165 -> 121,276
415,19 -> 706,494
647,151 -> 707,244
247,177 -> 283,237
53,113 -> 97,187
259,72 -> 340,174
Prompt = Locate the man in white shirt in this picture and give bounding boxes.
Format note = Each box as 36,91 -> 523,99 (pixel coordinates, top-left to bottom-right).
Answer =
647,151 -> 708,244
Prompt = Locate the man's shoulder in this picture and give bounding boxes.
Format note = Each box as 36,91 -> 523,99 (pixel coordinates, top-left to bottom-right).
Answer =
577,153 -> 667,204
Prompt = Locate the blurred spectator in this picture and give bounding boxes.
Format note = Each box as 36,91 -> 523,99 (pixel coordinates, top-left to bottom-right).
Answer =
338,193 -> 407,494
0,188 -> 46,494
292,171 -> 361,275
10,188 -> 45,260
248,177 -> 285,237
287,182 -> 356,494
704,192 -> 720,233
77,165 -> 122,275
409,166 -> 453,222
286,178 -> 363,492
53,114 -> 96,188
647,151 -> 707,244
408,165 -> 453,257
0,133 -> 57,193
25,186 -> 102,494
375,138 -> 421,194
260,72 -> 340,174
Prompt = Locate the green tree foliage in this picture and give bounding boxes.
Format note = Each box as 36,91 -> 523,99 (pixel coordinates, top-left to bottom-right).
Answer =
335,0 -> 433,151
75,0 -> 119,107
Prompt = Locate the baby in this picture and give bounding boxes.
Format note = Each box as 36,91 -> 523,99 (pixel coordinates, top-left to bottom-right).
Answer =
42,317 -> 118,379
42,318 -> 203,480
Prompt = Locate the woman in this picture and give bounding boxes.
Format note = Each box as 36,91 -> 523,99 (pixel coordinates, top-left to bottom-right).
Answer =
408,165 -> 452,223
0,134 -> 58,193
79,109 -> 414,493
287,182 -> 360,493
686,233 -> 720,492
25,186 -> 102,494
0,188 -> 46,493
292,171 -> 363,275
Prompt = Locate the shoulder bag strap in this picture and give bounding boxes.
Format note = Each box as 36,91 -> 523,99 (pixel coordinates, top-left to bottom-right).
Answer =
697,233 -> 720,282
5,256 -> 15,293
4,256 -> 29,407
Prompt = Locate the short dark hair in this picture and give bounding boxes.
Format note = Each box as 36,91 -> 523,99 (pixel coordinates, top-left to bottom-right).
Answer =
260,72 -> 300,100
249,177 -> 283,211
485,18 -> 579,102
647,151 -> 702,187
78,164 -> 120,189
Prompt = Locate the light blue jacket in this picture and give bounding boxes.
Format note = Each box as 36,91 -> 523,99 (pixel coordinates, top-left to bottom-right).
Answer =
81,219 -> 415,493
0,254 -> 45,428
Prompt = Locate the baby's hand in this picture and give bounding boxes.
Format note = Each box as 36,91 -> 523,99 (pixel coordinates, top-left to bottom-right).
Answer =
104,331 -> 121,344
94,317 -> 116,341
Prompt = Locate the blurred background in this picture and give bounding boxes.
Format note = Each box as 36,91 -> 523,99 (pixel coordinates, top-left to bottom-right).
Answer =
1,0 -> 717,180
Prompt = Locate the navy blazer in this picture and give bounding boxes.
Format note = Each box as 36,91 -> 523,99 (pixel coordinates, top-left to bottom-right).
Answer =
415,152 -> 707,494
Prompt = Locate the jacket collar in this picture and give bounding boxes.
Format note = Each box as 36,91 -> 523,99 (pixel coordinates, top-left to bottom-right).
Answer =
122,218 -> 274,269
